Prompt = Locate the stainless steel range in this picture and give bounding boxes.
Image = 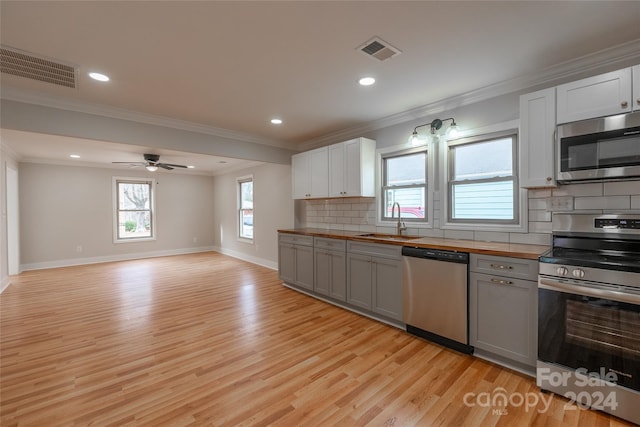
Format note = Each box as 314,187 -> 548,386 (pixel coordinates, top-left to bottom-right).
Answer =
537,213 -> 640,425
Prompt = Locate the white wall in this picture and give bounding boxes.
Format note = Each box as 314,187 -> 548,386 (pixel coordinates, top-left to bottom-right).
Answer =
213,163 -> 294,269
19,163 -> 216,270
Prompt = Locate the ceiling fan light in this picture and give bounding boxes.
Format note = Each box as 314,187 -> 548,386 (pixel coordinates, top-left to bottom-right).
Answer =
146,165 -> 158,172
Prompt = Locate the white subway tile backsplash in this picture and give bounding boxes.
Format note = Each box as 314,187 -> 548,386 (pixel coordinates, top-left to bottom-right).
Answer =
528,189 -> 553,198
474,231 -> 510,243
528,199 -> 547,210
444,230 -> 474,240
574,196 -> 630,210
510,232 -> 551,246
552,183 -> 603,197
298,181 -> 637,245
528,221 -> 553,233
604,180 -> 640,196
528,210 -> 552,222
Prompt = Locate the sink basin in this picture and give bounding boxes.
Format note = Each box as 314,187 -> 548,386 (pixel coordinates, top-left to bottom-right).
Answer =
355,233 -> 422,241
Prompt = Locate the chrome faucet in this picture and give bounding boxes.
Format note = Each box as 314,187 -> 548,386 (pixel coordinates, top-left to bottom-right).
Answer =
391,202 -> 407,236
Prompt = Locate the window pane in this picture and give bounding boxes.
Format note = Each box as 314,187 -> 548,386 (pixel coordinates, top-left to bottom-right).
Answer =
239,179 -> 253,240
240,181 -> 253,209
452,137 -> 513,180
240,209 -> 253,239
119,183 -> 150,210
452,181 -> 514,220
383,187 -> 425,219
118,211 -> 151,239
386,152 -> 426,185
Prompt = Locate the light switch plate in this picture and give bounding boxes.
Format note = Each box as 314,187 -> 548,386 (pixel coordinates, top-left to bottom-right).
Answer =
546,196 -> 574,211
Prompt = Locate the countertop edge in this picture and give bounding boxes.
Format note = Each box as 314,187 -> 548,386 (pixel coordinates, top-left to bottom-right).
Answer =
278,229 -> 548,260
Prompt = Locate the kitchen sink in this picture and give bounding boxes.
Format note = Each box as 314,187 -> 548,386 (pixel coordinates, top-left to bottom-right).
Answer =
355,233 -> 422,241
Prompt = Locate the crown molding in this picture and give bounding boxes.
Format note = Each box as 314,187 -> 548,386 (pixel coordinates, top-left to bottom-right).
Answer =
301,38 -> 640,151
0,86 -> 295,150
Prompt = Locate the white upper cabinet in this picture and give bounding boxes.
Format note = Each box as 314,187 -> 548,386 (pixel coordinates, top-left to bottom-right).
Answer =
328,138 -> 376,198
520,87 -> 556,188
556,67 -> 632,124
293,138 -> 375,200
292,146 -> 328,199
634,65 -> 640,111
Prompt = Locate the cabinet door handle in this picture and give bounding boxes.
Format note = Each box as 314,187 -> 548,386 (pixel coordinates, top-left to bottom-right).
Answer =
490,278 -> 513,286
621,101 -> 628,108
490,263 -> 513,270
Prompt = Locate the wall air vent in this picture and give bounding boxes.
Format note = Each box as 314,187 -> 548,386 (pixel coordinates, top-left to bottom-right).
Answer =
0,46 -> 76,88
358,37 -> 401,61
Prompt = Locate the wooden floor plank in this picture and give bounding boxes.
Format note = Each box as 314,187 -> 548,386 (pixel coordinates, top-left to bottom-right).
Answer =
1,252 -> 635,426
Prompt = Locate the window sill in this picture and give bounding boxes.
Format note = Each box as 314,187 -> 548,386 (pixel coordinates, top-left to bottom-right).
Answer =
440,221 -> 528,234
237,237 -> 254,244
113,237 -> 156,244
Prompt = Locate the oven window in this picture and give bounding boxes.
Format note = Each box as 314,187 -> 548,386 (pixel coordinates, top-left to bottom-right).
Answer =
566,300 -> 640,358
539,288 -> 640,392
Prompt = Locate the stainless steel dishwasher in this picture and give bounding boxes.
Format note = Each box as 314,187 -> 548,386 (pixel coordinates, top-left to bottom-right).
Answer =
402,246 -> 473,354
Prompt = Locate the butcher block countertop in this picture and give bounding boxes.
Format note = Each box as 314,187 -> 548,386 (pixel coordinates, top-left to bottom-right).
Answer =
278,228 -> 549,260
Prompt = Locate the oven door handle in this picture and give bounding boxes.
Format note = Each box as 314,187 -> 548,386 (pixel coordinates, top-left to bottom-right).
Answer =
539,277 -> 640,305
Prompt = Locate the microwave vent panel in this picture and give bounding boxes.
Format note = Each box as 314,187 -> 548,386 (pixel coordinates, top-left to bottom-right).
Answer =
0,46 -> 77,88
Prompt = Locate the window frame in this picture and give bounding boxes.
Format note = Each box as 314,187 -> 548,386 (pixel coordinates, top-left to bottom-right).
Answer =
112,177 -> 156,243
440,121 -> 528,233
237,175 -> 254,243
376,144 -> 434,228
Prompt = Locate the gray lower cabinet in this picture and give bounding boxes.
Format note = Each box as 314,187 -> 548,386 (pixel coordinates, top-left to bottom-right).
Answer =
278,233 -> 314,290
313,237 -> 346,301
347,241 -> 402,321
469,254 -> 538,367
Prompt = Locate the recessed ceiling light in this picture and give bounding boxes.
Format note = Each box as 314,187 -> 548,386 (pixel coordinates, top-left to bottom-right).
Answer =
69,154 -> 80,158
187,165 -> 195,169
270,118 -> 283,125
218,161 -> 228,164
89,72 -> 109,82
358,76 -> 375,86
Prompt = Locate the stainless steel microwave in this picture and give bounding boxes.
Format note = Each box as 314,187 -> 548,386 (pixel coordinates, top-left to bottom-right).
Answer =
557,111 -> 640,183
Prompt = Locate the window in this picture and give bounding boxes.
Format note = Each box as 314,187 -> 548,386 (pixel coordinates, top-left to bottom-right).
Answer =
381,148 -> 427,222
238,176 -> 253,241
114,178 -> 155,242
447,133 -> 518,223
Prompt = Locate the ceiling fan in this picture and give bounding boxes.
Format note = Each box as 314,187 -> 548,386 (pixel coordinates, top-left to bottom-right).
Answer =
112,153 -> 188,171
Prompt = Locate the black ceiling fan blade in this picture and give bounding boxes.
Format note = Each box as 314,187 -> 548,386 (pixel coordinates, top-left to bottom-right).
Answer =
158,164 -> 174,170
159,163 -> 188,168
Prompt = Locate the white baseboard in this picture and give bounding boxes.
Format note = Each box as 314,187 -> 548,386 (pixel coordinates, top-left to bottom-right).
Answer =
212,246 -> 278,270
19,246 -> 217,271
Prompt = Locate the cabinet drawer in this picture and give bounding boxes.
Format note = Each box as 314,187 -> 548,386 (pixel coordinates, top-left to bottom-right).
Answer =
470,254 -> 538,281
314,237 -> 346,251
347,241 -> 401,259
279,233 -> 313,246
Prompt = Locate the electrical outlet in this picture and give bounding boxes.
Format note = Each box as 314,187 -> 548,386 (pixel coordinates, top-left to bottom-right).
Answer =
193,237 -> 198,243
76,245 -> 83,253
546,196 -> 574,212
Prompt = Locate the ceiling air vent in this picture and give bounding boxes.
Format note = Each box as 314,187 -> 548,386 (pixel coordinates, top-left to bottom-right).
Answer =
358,37 -> 401,61
0,46 -> 76,88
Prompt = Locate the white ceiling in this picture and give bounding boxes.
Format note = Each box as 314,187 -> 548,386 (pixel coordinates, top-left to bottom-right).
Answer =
1,1 -> 640,174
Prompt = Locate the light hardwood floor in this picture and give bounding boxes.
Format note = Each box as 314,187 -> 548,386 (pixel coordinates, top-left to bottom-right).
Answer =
1,252 -> 634,426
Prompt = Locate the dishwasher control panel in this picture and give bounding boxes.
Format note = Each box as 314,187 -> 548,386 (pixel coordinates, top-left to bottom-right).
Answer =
401,246 -> 469,263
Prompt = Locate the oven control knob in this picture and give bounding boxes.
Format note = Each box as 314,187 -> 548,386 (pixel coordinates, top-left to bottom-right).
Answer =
556,266 -> 569,276
571,269 -> 585,279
